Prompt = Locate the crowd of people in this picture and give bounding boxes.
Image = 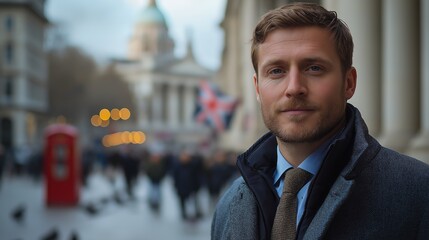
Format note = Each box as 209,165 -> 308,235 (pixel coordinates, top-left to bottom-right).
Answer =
101,144 -> 239,221
0,141 -> 239,221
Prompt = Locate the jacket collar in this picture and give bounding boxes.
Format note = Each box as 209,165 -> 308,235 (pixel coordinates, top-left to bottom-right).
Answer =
237,132 -> 278,239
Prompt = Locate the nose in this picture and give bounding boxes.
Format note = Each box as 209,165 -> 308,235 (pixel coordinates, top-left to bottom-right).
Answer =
284,68 -> 307,97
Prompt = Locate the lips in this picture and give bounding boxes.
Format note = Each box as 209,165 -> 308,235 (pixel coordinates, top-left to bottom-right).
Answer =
282,109 -> 313,116
283,108 -> 312,112
278,105 -> 316,118
280,105 -> 314,112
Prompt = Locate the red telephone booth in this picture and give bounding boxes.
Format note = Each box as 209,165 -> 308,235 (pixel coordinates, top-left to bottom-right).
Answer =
44,123 -> 80,206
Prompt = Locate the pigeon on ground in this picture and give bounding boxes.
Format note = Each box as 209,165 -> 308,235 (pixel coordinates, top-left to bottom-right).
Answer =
11,204 -> 25,223
69,230 -> 79,240
81,202 -> 100,216
40,228 -> 59,240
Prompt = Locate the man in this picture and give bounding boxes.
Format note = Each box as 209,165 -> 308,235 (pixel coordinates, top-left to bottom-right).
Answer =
211,3 -> 429,240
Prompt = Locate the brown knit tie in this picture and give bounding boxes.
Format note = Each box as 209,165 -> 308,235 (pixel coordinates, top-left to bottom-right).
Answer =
271,168 -> 312,240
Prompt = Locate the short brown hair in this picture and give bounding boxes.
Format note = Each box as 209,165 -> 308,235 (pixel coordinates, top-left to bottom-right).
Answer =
251,3 -> 354,74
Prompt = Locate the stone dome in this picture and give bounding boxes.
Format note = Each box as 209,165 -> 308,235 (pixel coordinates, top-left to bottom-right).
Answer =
139,0 -> 167,25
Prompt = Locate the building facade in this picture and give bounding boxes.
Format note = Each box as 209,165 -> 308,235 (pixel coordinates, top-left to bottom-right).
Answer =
0,0 -> 48,151
116,0 -> 214,152
217,0 -> 429,163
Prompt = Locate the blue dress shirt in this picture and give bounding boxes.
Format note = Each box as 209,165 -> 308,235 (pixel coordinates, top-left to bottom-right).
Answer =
273,134 -> 339,226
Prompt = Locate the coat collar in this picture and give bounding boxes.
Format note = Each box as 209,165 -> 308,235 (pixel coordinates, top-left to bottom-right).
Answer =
237,133 -> 278,239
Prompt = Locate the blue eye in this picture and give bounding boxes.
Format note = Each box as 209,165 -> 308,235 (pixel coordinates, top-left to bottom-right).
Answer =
308,65 -> 322,72
269,68 -> 285,75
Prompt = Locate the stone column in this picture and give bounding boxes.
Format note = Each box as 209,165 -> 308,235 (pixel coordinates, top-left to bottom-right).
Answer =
184,84 -> 196,128
408,0 -> 429,164
325,0 -> 382,136
135,95 -> 146,129
167,83 -> 179,128
151,83 -> 163,129
378,0 -> 420,152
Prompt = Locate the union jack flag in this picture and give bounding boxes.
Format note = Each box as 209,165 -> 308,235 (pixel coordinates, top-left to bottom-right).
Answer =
194,80 -> 239,132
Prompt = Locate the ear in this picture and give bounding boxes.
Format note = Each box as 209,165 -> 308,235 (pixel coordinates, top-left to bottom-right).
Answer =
344,67 -> 357,100
253,73 -> 260,102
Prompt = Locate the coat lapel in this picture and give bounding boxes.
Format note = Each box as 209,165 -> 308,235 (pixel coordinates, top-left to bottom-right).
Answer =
303,176 -> 354,239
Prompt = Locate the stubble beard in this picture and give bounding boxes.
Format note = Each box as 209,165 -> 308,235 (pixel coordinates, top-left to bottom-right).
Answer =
262,104 -> 344,144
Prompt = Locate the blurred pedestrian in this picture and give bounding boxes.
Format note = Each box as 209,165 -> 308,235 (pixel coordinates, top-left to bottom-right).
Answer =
118,145 -> 140,199
172,150 -> 203,220
12,144 -> 31,176
143,149 -> 168,212
27,147 -> 43,182
105,149 -> 121,186
206,149 -> 235,209
81,146 -> 95,187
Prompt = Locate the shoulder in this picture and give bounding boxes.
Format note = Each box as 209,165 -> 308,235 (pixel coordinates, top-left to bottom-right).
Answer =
364,147 -> 429,198
211,177 -> 259,240
219,177 -> 256,205
376,147 -> 429,179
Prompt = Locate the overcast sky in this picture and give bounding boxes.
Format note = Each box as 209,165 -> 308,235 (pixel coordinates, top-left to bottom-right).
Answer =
46,0 -> 227,70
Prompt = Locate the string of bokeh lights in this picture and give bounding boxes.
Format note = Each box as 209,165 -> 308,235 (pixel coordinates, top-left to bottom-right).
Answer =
90,108 -> 131,127
90,108 -> 146,147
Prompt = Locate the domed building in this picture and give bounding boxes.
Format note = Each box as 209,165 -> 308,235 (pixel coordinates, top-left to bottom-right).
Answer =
127,0 -> 174,61
115,0 -> 215,152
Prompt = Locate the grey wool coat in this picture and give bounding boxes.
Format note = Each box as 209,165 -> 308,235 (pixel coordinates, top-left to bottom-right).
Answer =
211,104 -> 429,240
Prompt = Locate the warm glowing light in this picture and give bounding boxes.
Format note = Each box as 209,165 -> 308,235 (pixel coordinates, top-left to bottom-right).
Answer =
131,132 -> 138,144
91,115 -> 102,127
99,108 -> 111,121
121,131 -> 131,143
132,131 -> 146,144
119,108 -> 131,120
112,133 -> 122,146
102,131 -> 146,147
111,108 -> 120,120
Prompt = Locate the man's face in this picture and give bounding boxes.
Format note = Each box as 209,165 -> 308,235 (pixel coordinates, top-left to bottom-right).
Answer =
253,26 -> 356,144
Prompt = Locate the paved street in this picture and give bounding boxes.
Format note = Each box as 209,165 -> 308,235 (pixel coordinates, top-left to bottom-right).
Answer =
0,172 -> 213,240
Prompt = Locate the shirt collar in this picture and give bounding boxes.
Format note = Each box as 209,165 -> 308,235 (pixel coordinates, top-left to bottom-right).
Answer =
273,131 -> 342,185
